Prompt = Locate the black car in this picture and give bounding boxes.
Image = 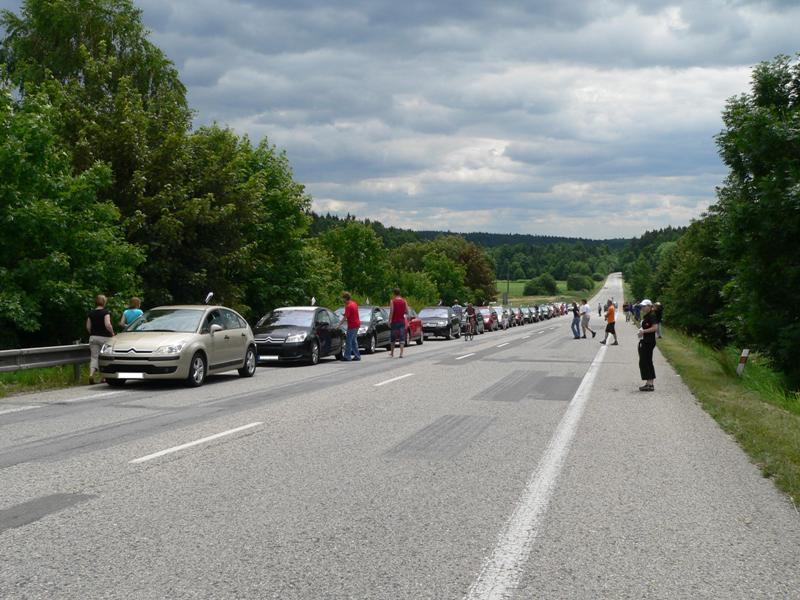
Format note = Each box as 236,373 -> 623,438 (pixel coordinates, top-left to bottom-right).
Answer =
254,306 -> 344,365
334,305 -> 391,354
419,306 -> 460,340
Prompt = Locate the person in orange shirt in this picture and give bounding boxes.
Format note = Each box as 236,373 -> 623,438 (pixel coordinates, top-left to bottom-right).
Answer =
599,299 -> 618,345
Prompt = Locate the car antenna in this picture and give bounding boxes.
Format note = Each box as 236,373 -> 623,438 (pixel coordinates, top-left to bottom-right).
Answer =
204,292 -> 214,305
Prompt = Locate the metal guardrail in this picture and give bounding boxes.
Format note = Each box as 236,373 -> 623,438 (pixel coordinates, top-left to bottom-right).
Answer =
0,343 -> 90,379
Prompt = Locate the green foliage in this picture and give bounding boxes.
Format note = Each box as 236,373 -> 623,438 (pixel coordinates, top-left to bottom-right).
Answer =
591,272 -> 604,281
422,251 -> 467,303
320,221 -> 391,300
524,272 -> 558,295
491,241 -> 618,282
0,86 -> 143,347
566,274 -> 592,291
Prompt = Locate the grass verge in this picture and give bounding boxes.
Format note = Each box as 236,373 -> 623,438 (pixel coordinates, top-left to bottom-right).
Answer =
657,326 -> 800,503
0,364 -> 89,399
495,279 -> 606,304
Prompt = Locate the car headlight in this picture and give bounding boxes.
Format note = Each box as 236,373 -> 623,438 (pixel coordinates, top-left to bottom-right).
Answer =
357,326 -> 368,334
100,343 -> 114,355
154,342 -> 187,355
438,320 -> 448,326
286,332 -> 307,343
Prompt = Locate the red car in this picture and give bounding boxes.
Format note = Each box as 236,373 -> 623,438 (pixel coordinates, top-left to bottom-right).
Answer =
477,306 -> 497,331
383,306 -> 423,345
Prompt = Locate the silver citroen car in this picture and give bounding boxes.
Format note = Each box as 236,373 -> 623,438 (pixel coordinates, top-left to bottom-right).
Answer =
98,305 -> 257,387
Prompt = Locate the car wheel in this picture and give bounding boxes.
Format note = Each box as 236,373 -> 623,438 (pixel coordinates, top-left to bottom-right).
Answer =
238,346 -> 257,377
308,341 -> 320,365
365,333 -> 376,354
455,326 -> 460,338
445,329 -> 452,340
186,352 -> 207,387
416,334 -> 423,345
105,378 -> 125,388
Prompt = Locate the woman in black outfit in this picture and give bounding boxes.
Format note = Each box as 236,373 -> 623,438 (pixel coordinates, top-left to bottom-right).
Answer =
86,294 -> 115,384
637,299 -> 657,391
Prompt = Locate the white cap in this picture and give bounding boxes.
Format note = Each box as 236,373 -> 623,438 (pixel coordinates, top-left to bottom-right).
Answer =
640,299 -> 653,306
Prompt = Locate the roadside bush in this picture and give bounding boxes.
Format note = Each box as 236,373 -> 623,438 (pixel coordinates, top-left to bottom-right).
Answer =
592,272 -> 604,281
524,272 -> 558,296
566,274 -> 592,291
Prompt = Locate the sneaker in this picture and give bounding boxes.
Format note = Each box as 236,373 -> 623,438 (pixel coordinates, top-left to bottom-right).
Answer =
592,331 -> 596,338
611,341 -> 619,345
639,384 -> 651,392
599,340 -> 606,345
581,335 -> 586,339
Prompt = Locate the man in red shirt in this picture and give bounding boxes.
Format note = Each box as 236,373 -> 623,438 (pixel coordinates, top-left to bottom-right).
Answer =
388,287 -> 408,358
337,291 -> 361,361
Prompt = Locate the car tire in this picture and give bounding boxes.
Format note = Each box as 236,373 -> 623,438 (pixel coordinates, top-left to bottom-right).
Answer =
186,352 -> 207,387
105,378 -> 125,388
365,333 -> 376,354
238,346 -> 257,377
455,326 -> 460,339
308,341 -> 320,365
405,330 -> 410,346
416,335 -> 423,345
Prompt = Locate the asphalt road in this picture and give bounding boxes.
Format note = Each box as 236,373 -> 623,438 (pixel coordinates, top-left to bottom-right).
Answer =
1,274 -> 799,599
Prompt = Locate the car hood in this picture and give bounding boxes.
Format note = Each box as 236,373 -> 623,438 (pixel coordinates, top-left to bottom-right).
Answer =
110,331 -> 200,352
254,325 -> 309,340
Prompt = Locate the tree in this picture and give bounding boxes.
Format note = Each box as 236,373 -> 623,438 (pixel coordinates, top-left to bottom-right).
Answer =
321,221 -> 391,300
566,274 -> 592,292
713,54 -> 800,384
422,251 -> 467,303
0,86 -> 143,348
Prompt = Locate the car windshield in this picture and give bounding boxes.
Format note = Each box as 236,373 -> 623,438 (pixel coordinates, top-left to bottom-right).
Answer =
126,308 -> 203,333
479,308 -> 491,315
257,310 -> 313,328
419,308 -> 449,318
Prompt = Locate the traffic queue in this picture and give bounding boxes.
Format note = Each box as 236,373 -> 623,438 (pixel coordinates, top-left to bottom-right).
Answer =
93,292 -> 567,388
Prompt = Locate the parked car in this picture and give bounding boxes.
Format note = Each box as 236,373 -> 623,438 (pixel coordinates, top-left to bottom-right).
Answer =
254,306 -> 344,365
520,306 -> 534,323
478,306 -> 497,331
510,307 -> 525,326
98,305 -> 257,387
491,305 -> 509,329
380,305 -> 424,346
419,306 -> 460,339
335,305 -> 391,353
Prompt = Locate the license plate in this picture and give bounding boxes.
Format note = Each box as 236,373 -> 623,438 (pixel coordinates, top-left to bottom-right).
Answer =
123,373 -> 144,379
259,355 -> 279,361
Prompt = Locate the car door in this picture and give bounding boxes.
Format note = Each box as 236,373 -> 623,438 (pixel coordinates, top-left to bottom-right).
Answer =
221,309 -> 247,367
314,309 -> 333,356
326,309 -> 344,352
374,307 -> 390,346
202,309 -> 230,369
407,308 -> 421,339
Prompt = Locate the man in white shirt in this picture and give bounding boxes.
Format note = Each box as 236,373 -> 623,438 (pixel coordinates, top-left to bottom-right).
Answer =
580,299 -> 596,339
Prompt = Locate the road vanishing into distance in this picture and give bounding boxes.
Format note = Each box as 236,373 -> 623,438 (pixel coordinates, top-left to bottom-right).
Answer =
2,274 -> 799,599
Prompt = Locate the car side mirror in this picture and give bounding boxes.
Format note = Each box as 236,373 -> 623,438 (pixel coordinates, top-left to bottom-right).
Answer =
210,324 -> 223,334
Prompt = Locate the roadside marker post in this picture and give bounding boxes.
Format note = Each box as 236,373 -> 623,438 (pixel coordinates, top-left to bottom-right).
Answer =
736,349 -> 750,376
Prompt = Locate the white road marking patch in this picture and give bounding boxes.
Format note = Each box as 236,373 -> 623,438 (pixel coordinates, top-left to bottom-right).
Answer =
374,373 -> 414,387
465,345 -> 607,599
129,422 -> 263,464
0,405 -> 37,416
496,343 -> 509,348
455,353 -> 475,360
523,335 -> 531,339
61,391 -> 124,404
538,331 -> 546,334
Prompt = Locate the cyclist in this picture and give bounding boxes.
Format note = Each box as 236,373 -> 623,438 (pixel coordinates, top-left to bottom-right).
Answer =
465,302 -> 477,338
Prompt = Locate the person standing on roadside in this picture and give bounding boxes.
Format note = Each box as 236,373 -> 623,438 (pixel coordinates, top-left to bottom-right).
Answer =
580,299 -> 596,339
388,287 -> 408,358
451,298 -> 463,322
654,302 -> 663,338
599,299 -> 618,345
570,302 -> 581,339
637,299 -> 658,391
118,297 -> 143,329
337,292 -> 361,362
86,294 -> 114,384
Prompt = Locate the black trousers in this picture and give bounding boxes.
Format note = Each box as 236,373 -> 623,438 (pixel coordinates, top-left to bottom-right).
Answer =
638,340 -> 656,380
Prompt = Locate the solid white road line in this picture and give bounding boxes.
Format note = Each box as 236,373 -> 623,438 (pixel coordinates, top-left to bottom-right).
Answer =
465,345 -> 607,600
129,422 -> 263,464
496,343 -> 510,348
374,373 -> 414,387
0,405 -> 37,416
523,335 -> 531,339
455,353 -> 475,361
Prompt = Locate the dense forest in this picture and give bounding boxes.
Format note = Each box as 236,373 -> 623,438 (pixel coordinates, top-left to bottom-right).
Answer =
621,55 -> 800,387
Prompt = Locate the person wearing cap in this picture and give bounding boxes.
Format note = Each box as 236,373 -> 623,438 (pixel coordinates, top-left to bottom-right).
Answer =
637,299 -> 658,391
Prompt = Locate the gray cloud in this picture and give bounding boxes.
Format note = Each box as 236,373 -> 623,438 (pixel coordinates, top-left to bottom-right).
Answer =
2,0 -> 798,237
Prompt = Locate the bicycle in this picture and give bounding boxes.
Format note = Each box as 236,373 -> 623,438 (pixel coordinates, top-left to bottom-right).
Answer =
464,317 -> 476,341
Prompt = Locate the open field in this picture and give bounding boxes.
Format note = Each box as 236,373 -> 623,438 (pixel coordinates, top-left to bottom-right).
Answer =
495,279 -> 606,304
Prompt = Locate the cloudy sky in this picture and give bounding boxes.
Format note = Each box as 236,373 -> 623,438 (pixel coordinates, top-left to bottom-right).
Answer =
4,1 -> 799,238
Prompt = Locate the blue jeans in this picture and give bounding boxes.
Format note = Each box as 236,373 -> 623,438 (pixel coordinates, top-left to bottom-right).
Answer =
345,328 -> 361,361
571,317 -> 581,338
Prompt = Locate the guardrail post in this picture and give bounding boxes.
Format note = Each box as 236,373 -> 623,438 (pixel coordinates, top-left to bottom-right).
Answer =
736,349 -> 750,376
73,363 -> 82,382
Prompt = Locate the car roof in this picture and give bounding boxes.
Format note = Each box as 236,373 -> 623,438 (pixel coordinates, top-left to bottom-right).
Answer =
151,305 -> 209,310
274,306 -> 320,311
